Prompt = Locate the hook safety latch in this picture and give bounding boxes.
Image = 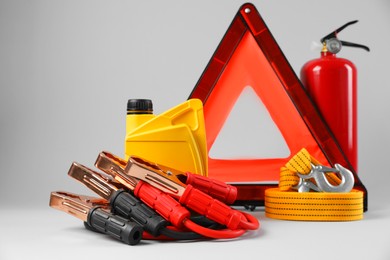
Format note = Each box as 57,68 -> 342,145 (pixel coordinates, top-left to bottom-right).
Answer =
294,163 -> 355,193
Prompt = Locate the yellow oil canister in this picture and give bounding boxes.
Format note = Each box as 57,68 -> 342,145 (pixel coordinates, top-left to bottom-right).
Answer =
124,99 -> 208,176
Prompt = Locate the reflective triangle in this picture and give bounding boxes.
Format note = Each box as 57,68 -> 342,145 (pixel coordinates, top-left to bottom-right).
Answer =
188,3 -> 367,209
209,86 -> 290,159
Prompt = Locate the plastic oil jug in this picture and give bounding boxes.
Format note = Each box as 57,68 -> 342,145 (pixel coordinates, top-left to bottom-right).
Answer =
124,99 -> 208,176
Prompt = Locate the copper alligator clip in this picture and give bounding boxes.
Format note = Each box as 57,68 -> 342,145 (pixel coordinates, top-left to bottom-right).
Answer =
49,191 -> 143,245
126,155 -> 237,203
50,191 -> 108,220
68,162 -> 120,200
125,156 -> 186,199
94,152 -> 139,190
95,151 -> 237,203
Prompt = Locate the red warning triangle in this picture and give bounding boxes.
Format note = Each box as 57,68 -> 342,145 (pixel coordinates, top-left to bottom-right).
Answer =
189,3 -> 367,209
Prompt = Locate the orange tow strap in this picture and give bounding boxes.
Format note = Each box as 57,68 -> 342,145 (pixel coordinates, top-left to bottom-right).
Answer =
265,149 -> 364,221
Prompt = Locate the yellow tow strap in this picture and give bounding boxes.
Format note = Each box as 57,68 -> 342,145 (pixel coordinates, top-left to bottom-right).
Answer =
265,148 -> 364,221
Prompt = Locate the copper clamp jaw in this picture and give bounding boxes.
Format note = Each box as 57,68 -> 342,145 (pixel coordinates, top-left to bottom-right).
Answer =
50,191 -> 143,245
49,191 -> 108,221
125,156 -> 187,199
95,151 -> 138,190
68,162 -> 120,200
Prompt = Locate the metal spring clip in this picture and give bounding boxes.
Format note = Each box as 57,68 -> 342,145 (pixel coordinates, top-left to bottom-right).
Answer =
294,163 -> 355,193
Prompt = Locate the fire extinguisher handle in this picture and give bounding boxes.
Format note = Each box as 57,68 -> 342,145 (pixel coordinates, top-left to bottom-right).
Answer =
340,40 -> 370,52
321,20 -> 358,42
321,20 -> 370,53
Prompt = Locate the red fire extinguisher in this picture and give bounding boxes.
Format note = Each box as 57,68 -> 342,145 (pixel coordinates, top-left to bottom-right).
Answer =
300,20 -> 369,172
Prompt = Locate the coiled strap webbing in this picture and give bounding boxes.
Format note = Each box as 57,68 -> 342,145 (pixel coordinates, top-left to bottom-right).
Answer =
265,149 -> 364,221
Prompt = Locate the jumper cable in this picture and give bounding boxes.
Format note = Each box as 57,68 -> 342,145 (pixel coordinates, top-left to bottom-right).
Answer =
68,162 -> 221,240
95,151 -> 259,233
70,158 -> 248,239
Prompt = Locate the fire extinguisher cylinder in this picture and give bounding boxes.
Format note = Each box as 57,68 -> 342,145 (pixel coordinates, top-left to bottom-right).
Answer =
300,20 -> 369,172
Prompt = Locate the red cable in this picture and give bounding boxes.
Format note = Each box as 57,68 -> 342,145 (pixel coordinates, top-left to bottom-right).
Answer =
238,211 -> 260,230
135,180 -> 259,239
183,219 -> 246,239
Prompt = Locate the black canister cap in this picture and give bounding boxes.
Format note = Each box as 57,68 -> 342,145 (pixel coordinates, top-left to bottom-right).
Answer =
127,99 -> 153,114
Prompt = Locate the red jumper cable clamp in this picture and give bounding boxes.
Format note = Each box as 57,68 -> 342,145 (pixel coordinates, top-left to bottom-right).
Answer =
123,156 -> 258,231
95,151 -> 260,239
49,191 -> 143,245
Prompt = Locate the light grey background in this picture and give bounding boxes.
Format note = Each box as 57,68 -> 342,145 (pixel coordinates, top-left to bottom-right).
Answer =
1,0 -> 389,259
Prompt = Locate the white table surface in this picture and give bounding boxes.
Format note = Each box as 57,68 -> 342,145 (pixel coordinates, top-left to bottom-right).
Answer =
1,200 -> 389,260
